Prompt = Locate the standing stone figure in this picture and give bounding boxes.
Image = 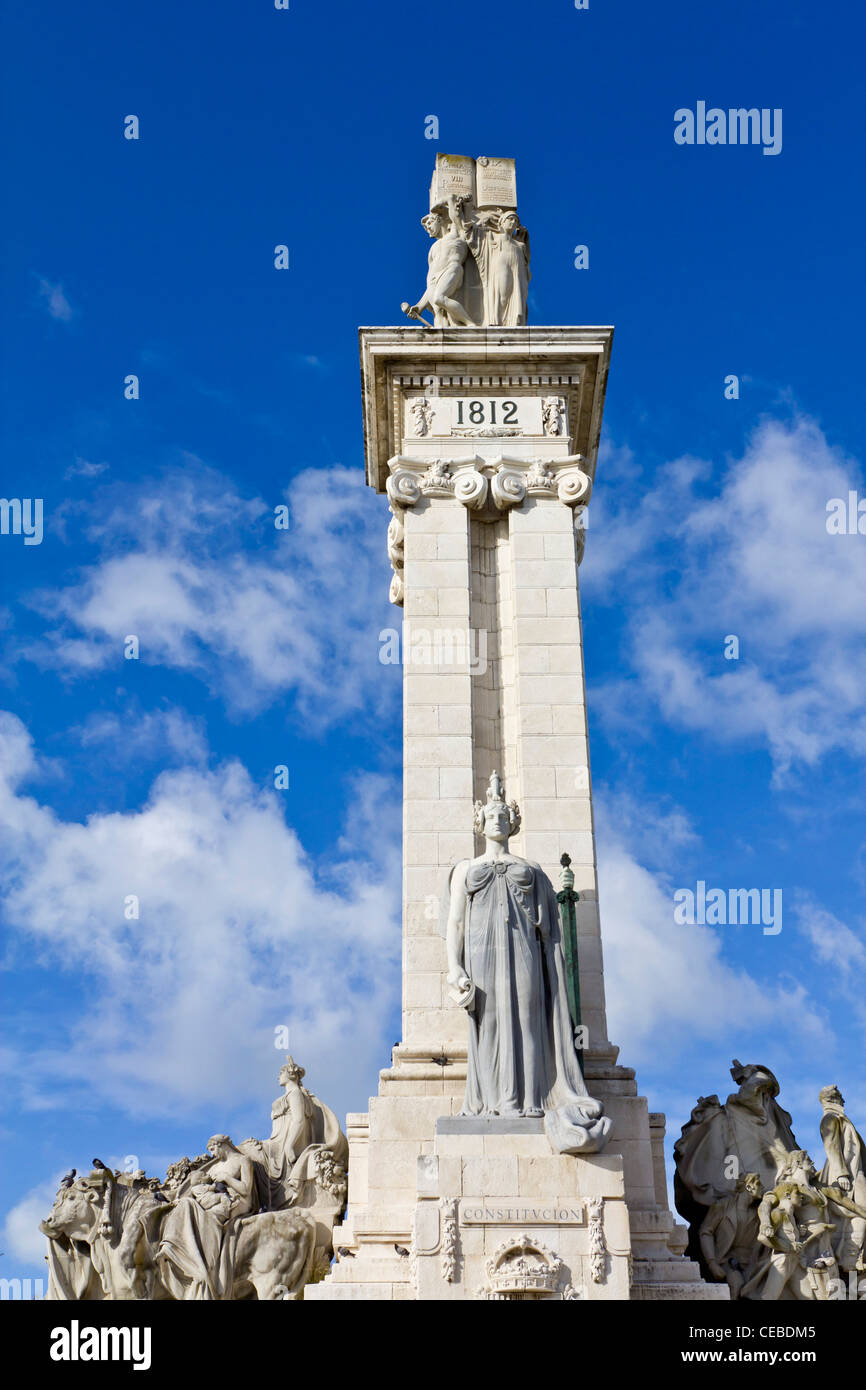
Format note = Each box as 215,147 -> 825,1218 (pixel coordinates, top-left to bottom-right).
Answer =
403,196 -> 474,327
452,198 -> 530,327
819,1083 -> 866,1273
445,771 -> 610,1153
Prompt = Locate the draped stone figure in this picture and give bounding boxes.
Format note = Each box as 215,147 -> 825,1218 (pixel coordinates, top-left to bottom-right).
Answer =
819,1084 -> 866,1274
675,1060 -> 798,1218
157,1135 -> 256,1301
445,772 -> 610,1154
239,1054 -> 349,1209
453,200 -> 530,327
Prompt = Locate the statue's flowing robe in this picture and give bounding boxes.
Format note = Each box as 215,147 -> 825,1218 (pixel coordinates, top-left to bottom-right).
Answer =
240,1088 -> 348,1209
459,859 -> 589,1116
463,221 -> 529,326
675,1087 -> 798,1212
157,1191 -> 248,1301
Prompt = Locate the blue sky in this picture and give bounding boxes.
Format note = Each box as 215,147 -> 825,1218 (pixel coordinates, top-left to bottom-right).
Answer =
2,0 -> 865,1283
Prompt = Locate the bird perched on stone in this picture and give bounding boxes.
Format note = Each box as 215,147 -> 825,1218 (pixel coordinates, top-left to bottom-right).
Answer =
91,1158 -> 108,1171
212,1181 -> 229,1194
60,1169 -> 76,1187
394,1244 -> 410,1258
336,1247 -> 355,1259
152,1190 -> 169,1204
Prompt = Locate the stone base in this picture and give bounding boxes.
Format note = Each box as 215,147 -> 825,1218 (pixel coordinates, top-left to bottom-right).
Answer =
306,1047 -> 727,1302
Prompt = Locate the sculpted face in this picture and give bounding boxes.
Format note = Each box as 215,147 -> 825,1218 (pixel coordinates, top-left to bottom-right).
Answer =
744,1174 -> 763,1198
500,212 -> 519,234
422,213 -> 443,239
483,803 -> 511,842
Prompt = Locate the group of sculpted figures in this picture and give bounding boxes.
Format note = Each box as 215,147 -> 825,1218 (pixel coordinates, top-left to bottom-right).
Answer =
41,1058 -> 348,1300
403,192 -> 530,329
675,1062 -> 866,1300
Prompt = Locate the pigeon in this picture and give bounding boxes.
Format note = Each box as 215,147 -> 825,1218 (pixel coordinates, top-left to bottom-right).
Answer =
60,1169 -> 76,1188
152,1191 -> 169,1204
430,1055 -> 449,1067
91,1158 -> 108,1171
212,1181 -> 229,1195
394,1244 -> 410,1258
336,1247 -> 355,1259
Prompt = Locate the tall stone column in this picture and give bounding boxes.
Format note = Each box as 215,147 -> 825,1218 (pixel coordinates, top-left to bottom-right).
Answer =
308,327 -> 724,1301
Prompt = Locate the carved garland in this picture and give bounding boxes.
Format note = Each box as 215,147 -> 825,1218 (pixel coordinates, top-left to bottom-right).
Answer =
588,1197 -> 607,1283
440,1198 -> 459,1282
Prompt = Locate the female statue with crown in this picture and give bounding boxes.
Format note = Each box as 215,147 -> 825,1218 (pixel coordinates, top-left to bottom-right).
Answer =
445,772 -> 610,1153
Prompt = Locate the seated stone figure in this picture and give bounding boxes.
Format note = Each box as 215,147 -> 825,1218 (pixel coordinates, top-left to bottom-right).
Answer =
157,1135 -> 256,1301
238,1054 -> 348,1210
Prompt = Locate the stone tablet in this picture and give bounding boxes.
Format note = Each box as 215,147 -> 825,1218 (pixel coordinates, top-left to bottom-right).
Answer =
475,155 -> 517,209
429,153 -> 475,210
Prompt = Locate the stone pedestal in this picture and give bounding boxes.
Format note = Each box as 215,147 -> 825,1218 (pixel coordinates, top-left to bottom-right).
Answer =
308,328 -> 726,1301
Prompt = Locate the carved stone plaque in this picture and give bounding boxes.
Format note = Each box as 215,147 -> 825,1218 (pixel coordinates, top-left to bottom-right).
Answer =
404,396 -> 545,439
460,1200 -> 586,1225
475,155 -> 517,209
429,153 -> 476,210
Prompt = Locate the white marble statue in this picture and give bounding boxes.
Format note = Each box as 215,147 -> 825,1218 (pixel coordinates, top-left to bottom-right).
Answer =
402,157 -> 531,328
819,1084 -> 866,1274
403,197 -> 474,328
445,772 -> 610,1153
452,198 -> 530,327
41,1058 -> 348,1300
675,1065 -> 866,1299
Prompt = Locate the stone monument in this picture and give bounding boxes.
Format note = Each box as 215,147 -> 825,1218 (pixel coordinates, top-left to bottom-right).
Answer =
40,1058 -> 348,1300
307,154 -> 723,1301
674,1065 -> 866,1299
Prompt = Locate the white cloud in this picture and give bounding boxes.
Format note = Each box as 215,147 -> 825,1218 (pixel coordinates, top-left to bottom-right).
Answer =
0,712 -> 401,1123
3,1176 -> 59,1268
19,462 -> 395,724
37,278 -> 73,322
586,416 -> 866,780
73,705 -> 209,766
594,790 -> 830,1064
64,457 -> 109,480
